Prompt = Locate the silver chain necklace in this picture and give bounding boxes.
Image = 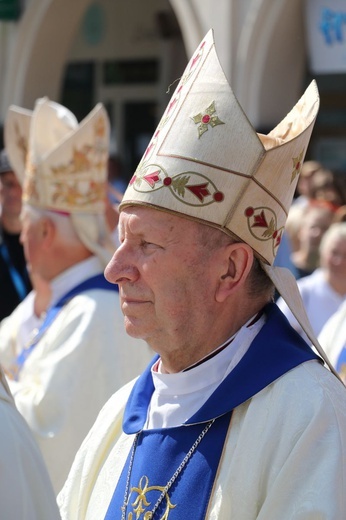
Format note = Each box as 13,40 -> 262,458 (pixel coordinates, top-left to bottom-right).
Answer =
121,418 -> 215,520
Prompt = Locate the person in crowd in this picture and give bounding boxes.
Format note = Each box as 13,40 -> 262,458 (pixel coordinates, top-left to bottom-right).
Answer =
277,221 -> 346,339
0,365 -> 60,518
58,30 -> 346,520
0,98 -> 153,493
0,148 -> 31,320
283,203 -> 305,254
292,159 -> 324,208
290,201 -> 334,278
318,296 -> 346,384
310,167 -> 346,210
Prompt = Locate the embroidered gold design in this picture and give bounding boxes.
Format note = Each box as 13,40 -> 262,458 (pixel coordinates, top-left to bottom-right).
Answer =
121,420 -> 215,520
23,162 -> 39,204
14,121 -> 28,167
192,101 -> 225,138
95,115 -> 107,137
51,180 -> 106,208
130,162 -> 224,207
126,476 -> 176,519
23,119 -> 107,209
291,149 -> 304,183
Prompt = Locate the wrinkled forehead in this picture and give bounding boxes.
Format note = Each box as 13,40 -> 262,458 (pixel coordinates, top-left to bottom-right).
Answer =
120,204 -> 187,230
119,204 -> 212,240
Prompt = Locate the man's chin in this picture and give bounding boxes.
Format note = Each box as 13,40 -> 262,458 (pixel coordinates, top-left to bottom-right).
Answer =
124,319 -> 146,340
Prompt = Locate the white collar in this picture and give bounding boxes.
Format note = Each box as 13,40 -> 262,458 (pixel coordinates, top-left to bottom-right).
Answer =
49,256 -> 104,307
146,314 -> 265,429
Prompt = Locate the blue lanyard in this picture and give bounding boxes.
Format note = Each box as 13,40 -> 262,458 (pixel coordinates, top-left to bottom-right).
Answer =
0,240 -> 27,300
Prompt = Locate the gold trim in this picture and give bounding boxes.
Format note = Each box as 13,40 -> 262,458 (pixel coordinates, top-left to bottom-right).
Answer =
154,152 -> 288,218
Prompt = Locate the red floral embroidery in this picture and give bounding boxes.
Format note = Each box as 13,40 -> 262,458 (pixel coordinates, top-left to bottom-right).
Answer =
274,230 -> 282,248
143,170 -> 161,188
245,206 -> 282,255
186,183 -> 210,202
168,98 -> 178,114
213,191 -> 224,202
187,40 -> 205,75
252,210 -> 268,228
144,142 -> 155,159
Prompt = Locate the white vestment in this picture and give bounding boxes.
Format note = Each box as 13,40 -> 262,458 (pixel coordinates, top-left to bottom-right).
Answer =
0,256 -> 154,493
318,299 -> 346,383
0,367 -> 60,519
58,307 -> 346,519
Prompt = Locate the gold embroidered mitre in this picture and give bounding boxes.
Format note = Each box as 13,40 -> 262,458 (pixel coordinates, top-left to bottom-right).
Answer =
4,105 -> 32,186
6,98 -> 110,215
120,29 -> 319,266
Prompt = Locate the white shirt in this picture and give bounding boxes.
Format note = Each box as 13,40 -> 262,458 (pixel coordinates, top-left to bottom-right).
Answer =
277,268 -> 346,338
146,314 -> 265,428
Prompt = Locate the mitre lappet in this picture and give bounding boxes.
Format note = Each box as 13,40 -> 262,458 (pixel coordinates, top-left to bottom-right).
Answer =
5,98 -> 114,267
120,29 -> 338,378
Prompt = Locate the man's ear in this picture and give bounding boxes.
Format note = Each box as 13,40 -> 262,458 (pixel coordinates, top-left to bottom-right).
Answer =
215,243 -> 254,302
40,217 -> 56,248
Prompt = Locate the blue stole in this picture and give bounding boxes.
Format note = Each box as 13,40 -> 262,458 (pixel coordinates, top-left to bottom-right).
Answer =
105,303 -> 321,519
15,274 -> 118,377
336,347 -> 346,379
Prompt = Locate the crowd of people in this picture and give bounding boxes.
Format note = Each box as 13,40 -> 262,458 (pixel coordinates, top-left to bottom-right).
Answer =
275,159 -> 346,371
0,29 -> 346,519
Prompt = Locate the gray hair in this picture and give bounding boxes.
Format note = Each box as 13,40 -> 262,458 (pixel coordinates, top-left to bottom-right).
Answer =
21,204 -> 81,245
197,222 -> 274,300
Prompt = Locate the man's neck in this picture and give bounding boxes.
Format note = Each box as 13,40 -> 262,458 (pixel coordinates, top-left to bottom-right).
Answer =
158,305 -> 267,374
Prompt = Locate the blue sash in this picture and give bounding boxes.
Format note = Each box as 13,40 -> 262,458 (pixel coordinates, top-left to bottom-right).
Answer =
336,347 -> 346,377
15,274 -> 118,376
105,413 -> 231,520
104,303 -> 321,519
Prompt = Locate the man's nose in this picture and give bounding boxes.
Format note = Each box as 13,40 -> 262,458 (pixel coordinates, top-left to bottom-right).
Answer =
104,244 -> 139,284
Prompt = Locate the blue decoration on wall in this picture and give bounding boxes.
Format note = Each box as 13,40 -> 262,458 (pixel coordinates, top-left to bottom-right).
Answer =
82,2 -> 106,46
320,7 -> 346,45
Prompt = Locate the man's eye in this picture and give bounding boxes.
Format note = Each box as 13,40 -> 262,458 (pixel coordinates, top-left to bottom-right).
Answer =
140,240 -> 160,249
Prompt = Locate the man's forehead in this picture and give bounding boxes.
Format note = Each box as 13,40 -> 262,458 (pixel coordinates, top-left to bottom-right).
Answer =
119,205 -> 194,234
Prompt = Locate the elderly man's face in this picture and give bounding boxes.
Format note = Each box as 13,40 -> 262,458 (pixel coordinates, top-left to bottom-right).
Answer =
105,206 -> 222,354
20,210 -> 45,276
0,171 -> 22,218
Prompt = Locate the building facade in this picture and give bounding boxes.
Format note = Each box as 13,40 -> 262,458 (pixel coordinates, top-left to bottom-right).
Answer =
0,0 -> 346,180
